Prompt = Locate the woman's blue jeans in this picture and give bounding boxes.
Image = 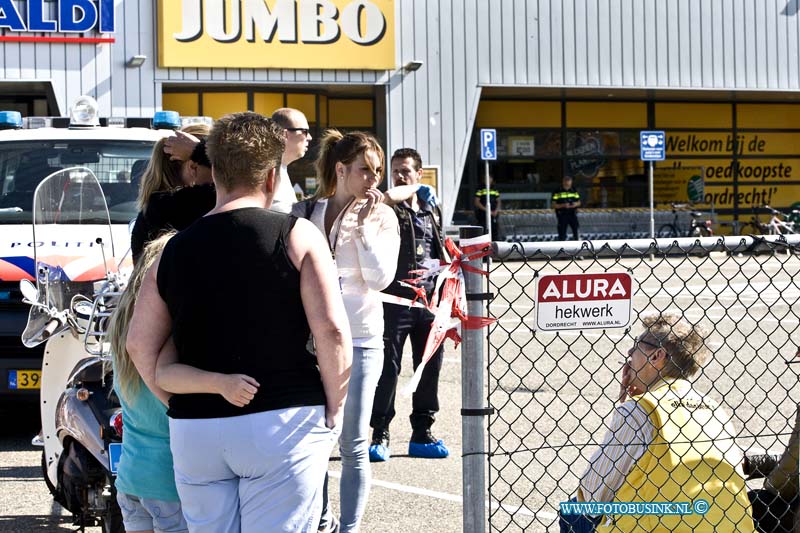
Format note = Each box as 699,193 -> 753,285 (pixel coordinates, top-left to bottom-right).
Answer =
320,345 -> 383,532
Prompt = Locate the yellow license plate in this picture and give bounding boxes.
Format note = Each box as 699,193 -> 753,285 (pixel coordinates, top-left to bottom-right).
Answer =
9,370 -> 41,390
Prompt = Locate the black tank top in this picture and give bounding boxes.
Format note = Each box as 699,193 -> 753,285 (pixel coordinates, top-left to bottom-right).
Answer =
156,207 -> 325,419
131,184 -> 216,264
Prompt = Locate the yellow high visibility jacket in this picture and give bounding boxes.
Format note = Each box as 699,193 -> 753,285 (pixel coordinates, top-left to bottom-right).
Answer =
597,380 -> 755,533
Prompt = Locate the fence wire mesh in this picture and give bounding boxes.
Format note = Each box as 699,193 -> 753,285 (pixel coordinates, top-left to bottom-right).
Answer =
486,236 -> 800,532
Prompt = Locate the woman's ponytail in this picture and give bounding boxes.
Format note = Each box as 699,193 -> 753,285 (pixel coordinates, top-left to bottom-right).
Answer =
314,129 -> 345,198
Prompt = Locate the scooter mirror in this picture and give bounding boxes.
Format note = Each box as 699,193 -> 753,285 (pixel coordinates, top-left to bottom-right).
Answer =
19,279 -> 38,304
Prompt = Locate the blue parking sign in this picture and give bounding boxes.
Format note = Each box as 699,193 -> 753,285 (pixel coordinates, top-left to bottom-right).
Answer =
480,129 -> 497,160
640,131 -> 666,161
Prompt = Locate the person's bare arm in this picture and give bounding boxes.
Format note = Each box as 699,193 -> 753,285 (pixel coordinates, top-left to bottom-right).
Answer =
155,337 -> 259,408
126,255 -> 172,405
383,184 -> 420,206
288,218 -> 352,429
163,130 -> 200,162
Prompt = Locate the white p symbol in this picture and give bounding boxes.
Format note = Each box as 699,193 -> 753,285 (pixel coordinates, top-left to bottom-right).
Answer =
483,130 -> 494,146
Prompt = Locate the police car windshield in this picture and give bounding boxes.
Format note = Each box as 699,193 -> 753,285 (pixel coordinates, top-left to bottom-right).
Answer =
0,140 -> 153,224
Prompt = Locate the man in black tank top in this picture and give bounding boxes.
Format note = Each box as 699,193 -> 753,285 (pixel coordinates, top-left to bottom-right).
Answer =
127,112 -> 352,533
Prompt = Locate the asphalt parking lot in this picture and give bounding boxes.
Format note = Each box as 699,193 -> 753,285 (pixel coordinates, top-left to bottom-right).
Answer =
0,345 -> 467,533
1,246 -> 799,532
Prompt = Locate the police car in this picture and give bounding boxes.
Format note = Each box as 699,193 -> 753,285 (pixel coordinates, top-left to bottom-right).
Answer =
0,96 -> 203,400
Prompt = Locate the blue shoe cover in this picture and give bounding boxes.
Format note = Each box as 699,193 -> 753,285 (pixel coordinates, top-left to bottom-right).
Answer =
369,444 -> 390,462
408,439 -> 450,458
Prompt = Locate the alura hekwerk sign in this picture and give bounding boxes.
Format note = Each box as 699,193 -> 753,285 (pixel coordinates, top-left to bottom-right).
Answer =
535,273 -> 634,332
158,0 -> 395,69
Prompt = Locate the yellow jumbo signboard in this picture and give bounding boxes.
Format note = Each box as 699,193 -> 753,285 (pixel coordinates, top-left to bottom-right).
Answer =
656,130 -> 800,210
654,167 -> 705,205
158,0 -> 396,69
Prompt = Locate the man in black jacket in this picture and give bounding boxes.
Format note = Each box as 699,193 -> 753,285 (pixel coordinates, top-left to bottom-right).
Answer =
369,148 -> 450,461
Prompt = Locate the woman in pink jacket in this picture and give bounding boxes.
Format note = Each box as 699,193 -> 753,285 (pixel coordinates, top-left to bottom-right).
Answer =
293,130 -> 400,533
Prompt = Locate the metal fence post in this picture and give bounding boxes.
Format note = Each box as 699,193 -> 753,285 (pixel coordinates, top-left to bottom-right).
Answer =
460,226 -> 488,533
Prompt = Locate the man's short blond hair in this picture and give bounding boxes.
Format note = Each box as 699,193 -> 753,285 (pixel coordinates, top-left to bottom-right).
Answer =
206,112 -> 284,191
640,311 -> 711,379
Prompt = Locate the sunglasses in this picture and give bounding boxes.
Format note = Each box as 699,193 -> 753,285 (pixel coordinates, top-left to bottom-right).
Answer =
634,338 -> 662,352
286,128 -> 311,136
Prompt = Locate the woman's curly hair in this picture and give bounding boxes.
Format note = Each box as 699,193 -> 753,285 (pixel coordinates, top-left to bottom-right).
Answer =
639,311 -> 711,379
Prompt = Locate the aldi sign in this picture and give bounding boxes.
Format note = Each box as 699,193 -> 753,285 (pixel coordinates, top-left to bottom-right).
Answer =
0,0 -> 116,43
535,272 -> 634,331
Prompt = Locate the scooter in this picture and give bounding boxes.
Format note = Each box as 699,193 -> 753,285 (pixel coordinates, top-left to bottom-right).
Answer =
21,167 -> 127,532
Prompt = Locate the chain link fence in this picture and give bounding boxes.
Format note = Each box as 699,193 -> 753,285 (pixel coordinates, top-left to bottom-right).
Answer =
485,235 -> 800,532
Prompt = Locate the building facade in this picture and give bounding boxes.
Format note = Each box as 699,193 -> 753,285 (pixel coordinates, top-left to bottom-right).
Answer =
3,0 -> 800,228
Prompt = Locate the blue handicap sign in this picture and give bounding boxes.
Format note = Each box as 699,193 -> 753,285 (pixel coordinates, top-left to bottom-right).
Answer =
108,442 -> 122,475
480,129 -> 497,161
640,131 -> 666,161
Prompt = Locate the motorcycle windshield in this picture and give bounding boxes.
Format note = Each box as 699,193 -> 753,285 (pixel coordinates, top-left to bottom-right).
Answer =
22,168 -> 113,346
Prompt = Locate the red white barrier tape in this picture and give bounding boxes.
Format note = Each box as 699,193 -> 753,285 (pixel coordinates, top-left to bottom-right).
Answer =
389,233 -> 496,395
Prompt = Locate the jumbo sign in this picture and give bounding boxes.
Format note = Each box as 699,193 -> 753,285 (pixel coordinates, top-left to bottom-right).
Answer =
0,0 -> 115,42
158,0 -> 395,69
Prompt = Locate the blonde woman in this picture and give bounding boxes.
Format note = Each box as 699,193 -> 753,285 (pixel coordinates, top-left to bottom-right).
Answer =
293,130 -> 400,533
130,124 -> 214,263
109,233 -> 257,533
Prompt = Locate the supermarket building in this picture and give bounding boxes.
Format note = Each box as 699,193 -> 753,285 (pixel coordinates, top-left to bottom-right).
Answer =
3,0 -> 800,229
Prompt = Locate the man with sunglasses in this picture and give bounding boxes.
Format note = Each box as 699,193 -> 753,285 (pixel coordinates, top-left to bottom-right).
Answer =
560,312 -> 754,532
271,108 -> 313,213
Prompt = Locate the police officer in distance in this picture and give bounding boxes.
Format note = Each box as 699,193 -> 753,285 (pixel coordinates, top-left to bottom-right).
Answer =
474,175 -> 501,241
552,175 -> 581,241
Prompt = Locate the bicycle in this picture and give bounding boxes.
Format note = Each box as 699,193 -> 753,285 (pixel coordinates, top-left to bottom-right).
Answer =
764,205 -> 797,235
657,203 -> 714,238
740,205 -> 798,235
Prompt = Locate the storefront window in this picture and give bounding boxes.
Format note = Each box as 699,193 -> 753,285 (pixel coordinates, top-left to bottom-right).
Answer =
566,130 -> 640,158
484,130 -> 562,210
465,99 -> 800,230
495,130 -> 561,158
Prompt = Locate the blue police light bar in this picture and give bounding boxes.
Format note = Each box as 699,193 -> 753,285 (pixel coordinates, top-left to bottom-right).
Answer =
0,111 -> 23,130
152,110 -> 181,130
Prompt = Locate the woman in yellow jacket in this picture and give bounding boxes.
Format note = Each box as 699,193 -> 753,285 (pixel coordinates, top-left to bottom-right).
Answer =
561,311 -> 755,533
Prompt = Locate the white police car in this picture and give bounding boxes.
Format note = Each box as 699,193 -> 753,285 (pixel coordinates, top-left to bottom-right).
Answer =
0,96 -> 207,400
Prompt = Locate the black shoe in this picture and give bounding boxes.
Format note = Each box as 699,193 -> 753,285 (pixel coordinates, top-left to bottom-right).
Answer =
410,428 -> 437,444
409,428 -> 449,458
371,428 -> 390,447
318,516 -> 339,533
